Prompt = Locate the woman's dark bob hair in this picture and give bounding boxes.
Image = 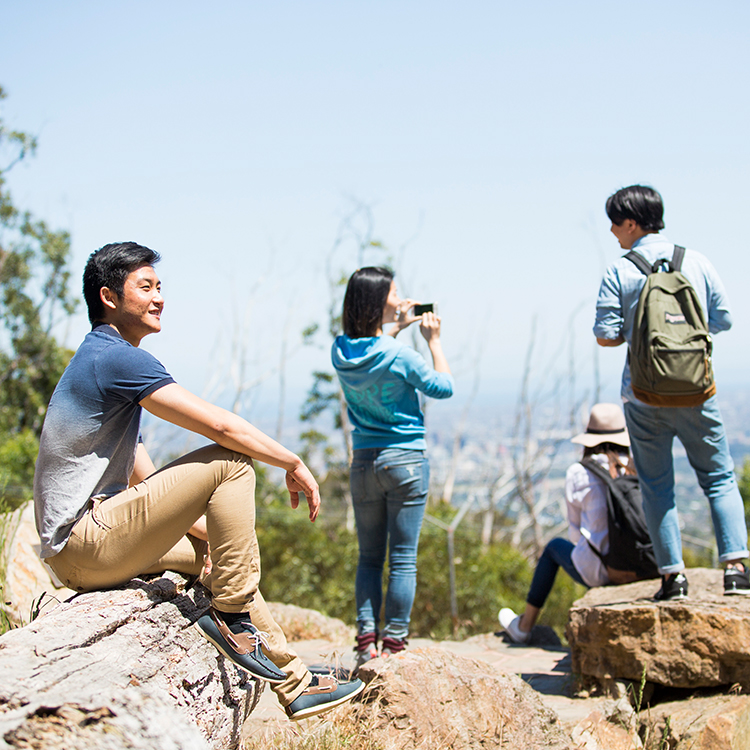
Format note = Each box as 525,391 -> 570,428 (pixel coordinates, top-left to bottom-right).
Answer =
342,266 -> 394,338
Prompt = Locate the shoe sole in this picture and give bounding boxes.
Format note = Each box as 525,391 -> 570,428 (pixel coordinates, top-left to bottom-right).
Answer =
194,620 -> 286,684
287,680 -> 366,721
724,588 -> 750,596
655,594 -> 689,602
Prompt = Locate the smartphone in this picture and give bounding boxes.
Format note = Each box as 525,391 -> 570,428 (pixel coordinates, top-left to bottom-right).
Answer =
414,303 -> 436,316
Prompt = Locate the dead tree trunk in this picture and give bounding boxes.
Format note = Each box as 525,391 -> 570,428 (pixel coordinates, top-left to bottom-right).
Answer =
0,571 -> 263,749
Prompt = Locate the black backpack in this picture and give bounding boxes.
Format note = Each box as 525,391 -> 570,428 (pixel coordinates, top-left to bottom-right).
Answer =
581,458 -> 659,581
626,245 -> 716,407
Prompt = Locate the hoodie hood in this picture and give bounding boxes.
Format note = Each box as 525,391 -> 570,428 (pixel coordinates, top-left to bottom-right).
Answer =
331,335 -> 402,389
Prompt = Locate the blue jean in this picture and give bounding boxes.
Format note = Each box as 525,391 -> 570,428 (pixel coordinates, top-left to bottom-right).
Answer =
624,397 -> 749,574
526,538 -> 586,609
350,447 -> 429,641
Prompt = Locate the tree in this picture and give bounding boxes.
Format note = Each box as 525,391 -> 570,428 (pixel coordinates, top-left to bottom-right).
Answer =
739,457 -> 750,527
0,86 -> 78,510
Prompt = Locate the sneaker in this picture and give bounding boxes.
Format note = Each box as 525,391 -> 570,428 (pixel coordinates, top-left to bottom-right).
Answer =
653,573 -> 689,601
354,631 -> 378,670
285,674 -> 365,721
724,564 -> 750,596
498,607 -> 531,644
195,607 -> 287,683
381,636 -> 407,656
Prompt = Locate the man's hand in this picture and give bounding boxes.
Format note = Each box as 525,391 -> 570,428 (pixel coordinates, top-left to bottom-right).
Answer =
285,461 -> 321,522
596,335 -> 625,347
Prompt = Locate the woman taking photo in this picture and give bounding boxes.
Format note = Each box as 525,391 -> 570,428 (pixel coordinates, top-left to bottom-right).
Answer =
332,267 -> 453,667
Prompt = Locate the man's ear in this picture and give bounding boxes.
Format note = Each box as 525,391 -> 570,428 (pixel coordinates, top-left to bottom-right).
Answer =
100,287 -> 118,312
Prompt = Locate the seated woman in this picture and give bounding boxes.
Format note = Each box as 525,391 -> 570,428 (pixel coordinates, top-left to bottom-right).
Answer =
499,403 -> 634,644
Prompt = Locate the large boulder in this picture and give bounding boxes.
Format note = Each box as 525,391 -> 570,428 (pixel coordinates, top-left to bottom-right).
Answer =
567,568 -> 750,690
350,647 -> 572,749
0,571 -> 262,749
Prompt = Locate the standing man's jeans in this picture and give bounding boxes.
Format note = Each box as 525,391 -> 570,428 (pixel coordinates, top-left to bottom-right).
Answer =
526,538 -> 586,609
350,447 -> 429,641
624,397 -> 749,574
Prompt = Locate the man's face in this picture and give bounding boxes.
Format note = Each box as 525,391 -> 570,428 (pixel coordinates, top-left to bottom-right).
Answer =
610,219 -> 638,250
111,265 -> 164,339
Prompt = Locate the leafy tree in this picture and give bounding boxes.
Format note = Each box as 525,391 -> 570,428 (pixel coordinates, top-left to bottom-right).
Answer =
0,86 -> 77,511
738,457 -> 750,527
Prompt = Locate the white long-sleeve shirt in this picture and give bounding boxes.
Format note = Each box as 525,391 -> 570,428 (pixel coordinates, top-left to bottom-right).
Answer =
566,453 -> 620,588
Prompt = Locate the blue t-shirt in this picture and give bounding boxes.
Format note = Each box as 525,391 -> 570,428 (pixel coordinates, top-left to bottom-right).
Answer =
331,335 -> 453,450
34,325 -> 174,557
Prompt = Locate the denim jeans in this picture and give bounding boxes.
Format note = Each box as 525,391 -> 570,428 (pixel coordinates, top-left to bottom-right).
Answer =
526,538 -> 586,609
624,397 -> 749,574
350,447 -> 429,641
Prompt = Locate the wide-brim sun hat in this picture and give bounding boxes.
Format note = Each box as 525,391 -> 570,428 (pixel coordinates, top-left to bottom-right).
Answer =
571,403 -> 630,448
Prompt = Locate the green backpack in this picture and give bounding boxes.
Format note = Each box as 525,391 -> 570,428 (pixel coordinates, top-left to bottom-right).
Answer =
626,245 -> 716,407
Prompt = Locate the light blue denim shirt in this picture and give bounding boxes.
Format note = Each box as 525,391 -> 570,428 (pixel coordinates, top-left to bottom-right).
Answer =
593,233 -> 732,403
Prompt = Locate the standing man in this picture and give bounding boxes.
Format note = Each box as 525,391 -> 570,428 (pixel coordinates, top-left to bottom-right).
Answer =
33,242 -> 363,720
594,185 -> 748,600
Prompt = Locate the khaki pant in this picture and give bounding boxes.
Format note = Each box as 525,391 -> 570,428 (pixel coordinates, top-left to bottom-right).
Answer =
47,444 -> 311,705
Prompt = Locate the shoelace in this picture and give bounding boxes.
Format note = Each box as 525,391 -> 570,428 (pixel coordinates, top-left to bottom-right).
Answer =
250,627 -> 272,650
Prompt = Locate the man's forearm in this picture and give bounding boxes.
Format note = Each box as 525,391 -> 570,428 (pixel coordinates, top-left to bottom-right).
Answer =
141,384 -> 302,471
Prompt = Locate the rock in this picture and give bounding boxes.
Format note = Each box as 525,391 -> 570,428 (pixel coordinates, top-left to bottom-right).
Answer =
567,568 -> 750,689
646,694 -> 750,750
349,647 -> 572,749
569,709 -> 643,750
1,502 -> 76,627
567,696 -> 643,749
0,571 -> 263,749
1,689 -> 210,750
266,602 -> 353,643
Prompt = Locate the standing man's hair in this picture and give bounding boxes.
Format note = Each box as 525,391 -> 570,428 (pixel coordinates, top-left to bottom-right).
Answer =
83,242 -> 161,324
342,266 -> 394,338
605,185 -> 665,232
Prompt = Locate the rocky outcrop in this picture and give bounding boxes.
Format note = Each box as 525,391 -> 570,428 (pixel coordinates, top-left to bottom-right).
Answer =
0,503 -> 75,627
647,694 -> 750,750
0,571 -> 262,749
350,647 -> 572,750
567,568 -> 750,690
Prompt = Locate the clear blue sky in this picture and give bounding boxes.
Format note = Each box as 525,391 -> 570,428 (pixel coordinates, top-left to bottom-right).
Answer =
2,0 -> 749,439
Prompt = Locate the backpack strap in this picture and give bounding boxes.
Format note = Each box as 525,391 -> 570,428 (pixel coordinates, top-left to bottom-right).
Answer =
670,245 -> 685,272
624,250 -> 652,276
580,457 -> 614,565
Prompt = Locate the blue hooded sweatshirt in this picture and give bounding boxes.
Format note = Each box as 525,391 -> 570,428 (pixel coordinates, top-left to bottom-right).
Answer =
331,335 -> 454,450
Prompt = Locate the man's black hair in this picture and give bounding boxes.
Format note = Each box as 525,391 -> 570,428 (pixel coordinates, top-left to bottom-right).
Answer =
605,185 -> 665,232
83,242 -> 161,324
342,266 -> 394,338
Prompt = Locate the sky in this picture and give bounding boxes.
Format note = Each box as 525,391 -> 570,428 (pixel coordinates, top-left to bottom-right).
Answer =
2,0 -> 749,443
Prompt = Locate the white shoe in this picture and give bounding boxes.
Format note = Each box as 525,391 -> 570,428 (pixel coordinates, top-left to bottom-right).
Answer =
498,608 -> 531,644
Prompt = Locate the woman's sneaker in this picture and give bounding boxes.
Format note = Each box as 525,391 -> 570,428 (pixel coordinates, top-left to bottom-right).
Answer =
498,608 -> 531,644
354,631 -> 379,670
653,573 -> 689,601
381,636 -> 407,656
724,564 -> 750,595
195,607 -> 287,683
285,674 -> 365,721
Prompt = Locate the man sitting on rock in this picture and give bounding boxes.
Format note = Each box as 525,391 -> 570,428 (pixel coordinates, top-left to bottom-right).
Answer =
594,185 -> 749,601
33,242 -> 364,721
